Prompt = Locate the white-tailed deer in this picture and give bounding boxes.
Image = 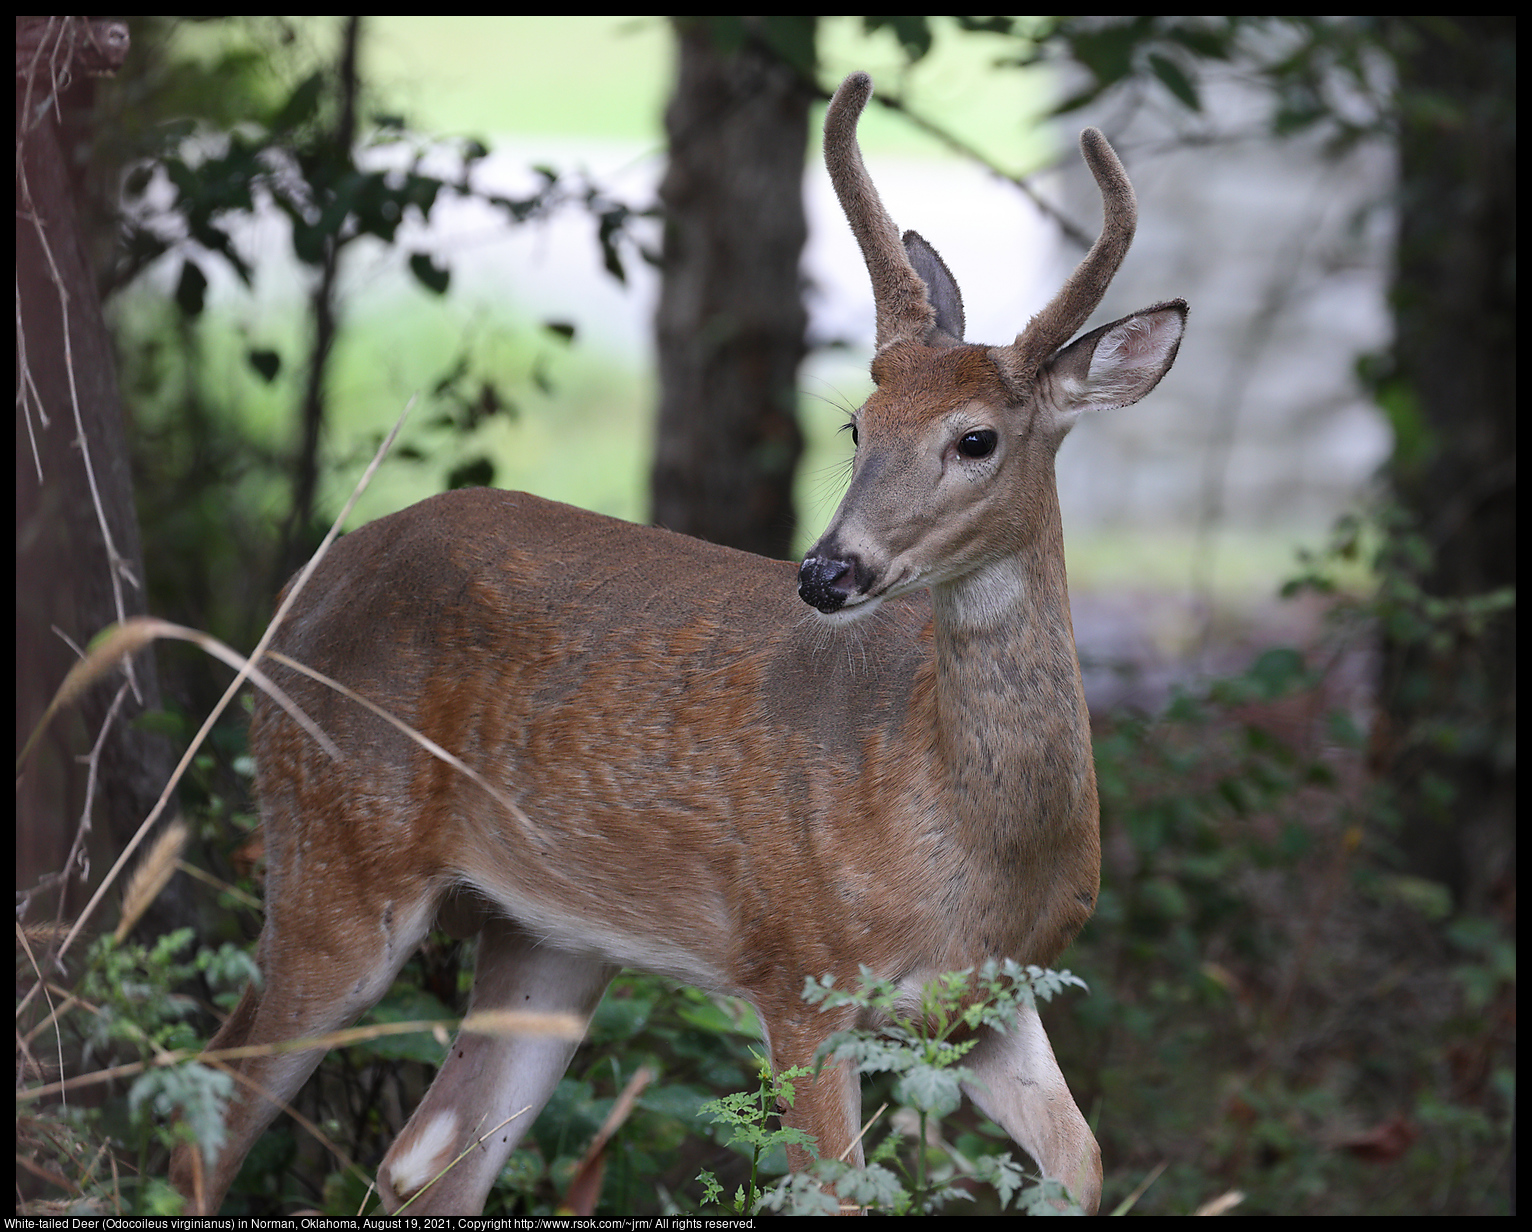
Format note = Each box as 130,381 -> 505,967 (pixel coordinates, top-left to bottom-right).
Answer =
170,72 -> 1185,1215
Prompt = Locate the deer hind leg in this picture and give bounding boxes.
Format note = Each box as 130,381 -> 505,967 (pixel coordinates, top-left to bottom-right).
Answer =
169,879 -> 439,1215
377,915 -> 617,1214
959,1005 -> 1102,1213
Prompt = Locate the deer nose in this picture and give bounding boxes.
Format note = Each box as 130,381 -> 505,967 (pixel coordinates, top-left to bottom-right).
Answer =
797,554 -> 857,613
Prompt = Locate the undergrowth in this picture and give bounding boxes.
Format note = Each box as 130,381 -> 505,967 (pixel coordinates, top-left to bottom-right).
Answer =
698,962 -> 1090,1215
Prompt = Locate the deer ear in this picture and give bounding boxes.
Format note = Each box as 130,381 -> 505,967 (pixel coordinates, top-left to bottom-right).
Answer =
903,230 -> 965,345
1043,299 -> 1187,424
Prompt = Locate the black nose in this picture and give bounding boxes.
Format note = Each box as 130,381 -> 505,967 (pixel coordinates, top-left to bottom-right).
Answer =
797,555 -> 855,613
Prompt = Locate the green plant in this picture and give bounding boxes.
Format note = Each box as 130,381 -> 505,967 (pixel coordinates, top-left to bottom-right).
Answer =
1048,502 -> 1515,1217
17,929 -> 258,1215
696,1055 -> 818,1214
696,962 -> 1090,1215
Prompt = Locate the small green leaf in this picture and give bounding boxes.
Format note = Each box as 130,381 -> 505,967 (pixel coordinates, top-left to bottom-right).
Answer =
447,456 -> 495,490
174,260 -> 208,318
270,71 -> 323,133
246,348 -> 281,382
1149,52 -> 1202,110
408,252 -> 450,295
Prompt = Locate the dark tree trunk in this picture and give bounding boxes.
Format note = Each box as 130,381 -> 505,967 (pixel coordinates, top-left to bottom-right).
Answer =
1378,16 -> 1514,914
650,18 -> 813,558
16,18 -> 184,932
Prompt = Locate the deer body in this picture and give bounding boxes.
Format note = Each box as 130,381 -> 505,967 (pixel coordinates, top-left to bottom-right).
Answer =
172,72 -> 1185,1215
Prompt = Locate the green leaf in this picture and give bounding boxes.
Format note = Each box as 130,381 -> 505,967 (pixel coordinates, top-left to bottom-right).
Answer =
1247,646 -> 1306,699
270,71 -> 324,133
353,985 -> 454,1063
758,14 -> 819,74
675,997 -> 746,1036
174,260 -> 208,318
1065,23 -> 1141,88
1149,52 -> 1202,109
408,252 -> 450,295
1017,1175 -> 1089,1215
864,14 -> 934,62
124,163 -> 154,198
129,1063 -> 234,1164
968,1152 -> 1029,1209
291,221 -> 326,266
246,347 -> 281,382
893,1063 -> 965,1117
447,456 -> 495,490
597,209 -> 628,284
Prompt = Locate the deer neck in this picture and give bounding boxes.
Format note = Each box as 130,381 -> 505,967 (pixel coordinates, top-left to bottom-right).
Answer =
910,509 -> 1099,967
925,509 -> 1093,845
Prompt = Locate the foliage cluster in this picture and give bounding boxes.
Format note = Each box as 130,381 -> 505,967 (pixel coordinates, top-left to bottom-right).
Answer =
1055,510 -> 1513,1215
98,17 -> 650,704
699,962 -> 1090,1215
17,929 -> 255,1215
19,916 -> 1094,1215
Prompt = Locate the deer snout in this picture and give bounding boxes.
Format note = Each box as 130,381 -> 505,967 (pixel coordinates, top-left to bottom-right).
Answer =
797,553 -> 859,613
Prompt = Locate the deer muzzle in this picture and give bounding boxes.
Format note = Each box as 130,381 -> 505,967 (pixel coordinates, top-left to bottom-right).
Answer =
797,553 -> 859,614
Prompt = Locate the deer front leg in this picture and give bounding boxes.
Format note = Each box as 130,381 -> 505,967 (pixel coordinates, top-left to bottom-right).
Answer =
377,917 -> 616,1214
762,1010 -> 866,1214
960,1005 -> 1102,1214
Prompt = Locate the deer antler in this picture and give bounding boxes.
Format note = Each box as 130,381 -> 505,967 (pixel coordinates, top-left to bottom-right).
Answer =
996,127 -> 1139,387
822,72 -> 937,352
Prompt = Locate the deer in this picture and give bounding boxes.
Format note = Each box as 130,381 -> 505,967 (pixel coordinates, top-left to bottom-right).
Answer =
169,71 -> 1185,1216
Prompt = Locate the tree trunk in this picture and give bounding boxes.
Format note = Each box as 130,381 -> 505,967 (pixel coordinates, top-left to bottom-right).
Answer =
1378,16 -> 1514,914
650,18 -> 813,558
16,18 -> 185,932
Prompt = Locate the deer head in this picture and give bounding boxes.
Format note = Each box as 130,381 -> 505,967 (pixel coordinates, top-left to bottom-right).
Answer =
800,71 -> 1186,628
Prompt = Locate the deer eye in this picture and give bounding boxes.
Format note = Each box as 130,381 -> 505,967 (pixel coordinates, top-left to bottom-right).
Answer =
957,429 -> 997,459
